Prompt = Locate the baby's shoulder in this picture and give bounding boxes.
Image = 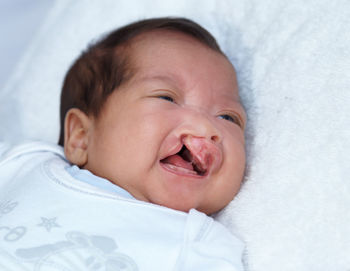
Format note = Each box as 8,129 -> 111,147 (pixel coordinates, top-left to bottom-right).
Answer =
0,140 -> 64,164
0,141 -> 66,190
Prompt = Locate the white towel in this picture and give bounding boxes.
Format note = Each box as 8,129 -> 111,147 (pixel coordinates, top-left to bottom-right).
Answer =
215,1 -> 350,270
0,0 -> 349,270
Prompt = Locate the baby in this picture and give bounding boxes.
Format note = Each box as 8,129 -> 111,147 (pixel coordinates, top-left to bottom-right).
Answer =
0,17 -> 246,270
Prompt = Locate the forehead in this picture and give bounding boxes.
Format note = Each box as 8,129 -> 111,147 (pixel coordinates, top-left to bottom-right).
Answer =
124,30 -> 240,101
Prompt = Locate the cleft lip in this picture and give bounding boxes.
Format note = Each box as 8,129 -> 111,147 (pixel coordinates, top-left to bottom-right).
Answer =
159,140 -> 184,161
160,144 -> 207,176
178,144 -> 210,176
159,135 -> 222,178
179,146 -> 208,176
181,135 -> 222,176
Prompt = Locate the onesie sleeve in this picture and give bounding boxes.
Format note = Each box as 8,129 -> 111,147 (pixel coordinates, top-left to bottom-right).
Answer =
176,209 -> 245,271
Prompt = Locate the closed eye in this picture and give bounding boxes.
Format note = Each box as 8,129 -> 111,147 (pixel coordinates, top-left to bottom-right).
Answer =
157,95 -> 175,103
218,114 -> 242,127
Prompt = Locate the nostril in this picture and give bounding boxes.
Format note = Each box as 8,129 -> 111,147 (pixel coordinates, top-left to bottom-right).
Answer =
211,135 -> 220,143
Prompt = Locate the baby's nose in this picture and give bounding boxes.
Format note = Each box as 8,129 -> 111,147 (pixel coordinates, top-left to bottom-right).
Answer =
183,109 -> 222,144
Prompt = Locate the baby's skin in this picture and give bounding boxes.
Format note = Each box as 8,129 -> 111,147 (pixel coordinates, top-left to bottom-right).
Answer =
64,30 -> 246,215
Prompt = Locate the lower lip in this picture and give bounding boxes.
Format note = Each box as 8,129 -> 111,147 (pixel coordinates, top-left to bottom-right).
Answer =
159,162 -> 207,179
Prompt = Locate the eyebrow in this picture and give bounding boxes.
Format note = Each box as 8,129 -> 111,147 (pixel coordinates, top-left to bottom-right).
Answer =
221,97 -> 246,114
135,73 -> 185,88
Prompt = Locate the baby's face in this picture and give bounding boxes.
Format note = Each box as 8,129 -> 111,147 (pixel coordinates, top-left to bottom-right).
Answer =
84,31 -> 246,214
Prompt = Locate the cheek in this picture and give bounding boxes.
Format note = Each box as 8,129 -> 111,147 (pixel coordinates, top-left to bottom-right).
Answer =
223,130 -> 246,174
115,105 -> 178,162
133,102 -> 180,135
218,135 -> 246,200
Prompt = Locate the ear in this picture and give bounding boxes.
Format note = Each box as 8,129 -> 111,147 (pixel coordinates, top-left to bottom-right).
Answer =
63,108 -> 91,167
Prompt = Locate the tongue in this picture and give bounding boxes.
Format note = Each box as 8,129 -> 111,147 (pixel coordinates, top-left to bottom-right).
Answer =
162,154 -> 194,171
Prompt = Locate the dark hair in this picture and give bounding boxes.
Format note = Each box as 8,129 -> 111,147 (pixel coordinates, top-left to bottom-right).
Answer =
58,17 -> 225,146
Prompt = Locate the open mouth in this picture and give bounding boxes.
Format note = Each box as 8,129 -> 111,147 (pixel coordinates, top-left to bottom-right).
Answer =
160,145 -> 208,176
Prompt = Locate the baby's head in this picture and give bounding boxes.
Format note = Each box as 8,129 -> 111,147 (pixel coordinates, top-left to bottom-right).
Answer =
59,17 -> 246,215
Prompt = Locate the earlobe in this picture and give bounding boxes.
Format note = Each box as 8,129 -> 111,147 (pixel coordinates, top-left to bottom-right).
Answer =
63,108 -> 91,166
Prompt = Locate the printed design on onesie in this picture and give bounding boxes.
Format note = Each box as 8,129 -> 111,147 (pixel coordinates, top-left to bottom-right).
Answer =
0,231 -> 139,271
37,217 -> 61,232
0,200 -> 18,218
0,200 -> 27,242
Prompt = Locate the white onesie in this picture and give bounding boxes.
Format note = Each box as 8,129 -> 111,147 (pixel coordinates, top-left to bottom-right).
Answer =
0,141 -> 244,270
